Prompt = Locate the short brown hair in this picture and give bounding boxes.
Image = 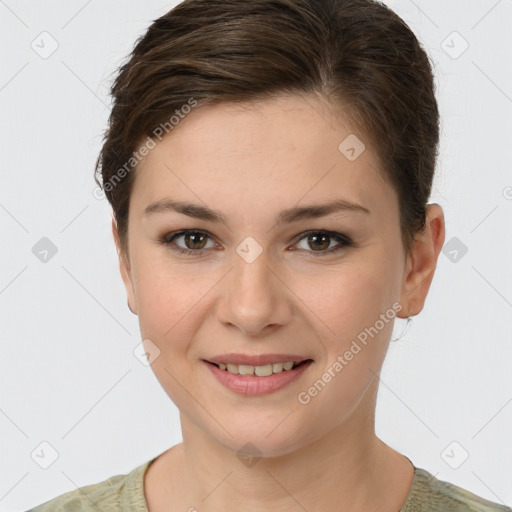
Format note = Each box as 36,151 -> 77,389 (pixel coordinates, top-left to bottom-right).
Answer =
94,0 -> 439,258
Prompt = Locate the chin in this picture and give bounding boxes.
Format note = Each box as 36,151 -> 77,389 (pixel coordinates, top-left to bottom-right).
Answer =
210,416 -> 316,460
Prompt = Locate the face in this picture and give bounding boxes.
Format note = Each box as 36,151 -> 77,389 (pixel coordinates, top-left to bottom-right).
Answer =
113,93 -> 439,457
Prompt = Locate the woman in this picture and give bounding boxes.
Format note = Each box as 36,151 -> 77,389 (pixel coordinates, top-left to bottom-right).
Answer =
27,0 -> 511,510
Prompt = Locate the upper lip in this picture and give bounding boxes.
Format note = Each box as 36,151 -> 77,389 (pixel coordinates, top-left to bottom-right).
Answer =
205,353 -> 312,366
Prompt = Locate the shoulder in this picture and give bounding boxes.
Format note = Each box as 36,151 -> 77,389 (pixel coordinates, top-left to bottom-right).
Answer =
25,474 -> 126,512
25,459 -> 154,512
402,467 -> 512,512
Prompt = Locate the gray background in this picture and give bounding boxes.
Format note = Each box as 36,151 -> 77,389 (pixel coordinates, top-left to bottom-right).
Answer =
1,1 -> 511,510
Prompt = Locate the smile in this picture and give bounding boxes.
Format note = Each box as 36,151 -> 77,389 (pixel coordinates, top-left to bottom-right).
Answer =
210,361 -> 305,376
203,358 -> 314,396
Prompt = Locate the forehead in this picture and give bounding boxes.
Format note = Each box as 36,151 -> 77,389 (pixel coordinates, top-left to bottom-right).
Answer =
131,94 -> 396,223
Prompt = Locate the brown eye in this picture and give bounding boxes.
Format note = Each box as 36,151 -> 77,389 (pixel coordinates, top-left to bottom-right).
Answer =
182,231 -> 208,250
161,230 -> 216,255
306,232 -> 330,251
294,230 -> 353,257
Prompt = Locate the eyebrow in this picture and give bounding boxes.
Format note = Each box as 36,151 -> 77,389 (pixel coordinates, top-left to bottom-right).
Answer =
144,197 -> 370,226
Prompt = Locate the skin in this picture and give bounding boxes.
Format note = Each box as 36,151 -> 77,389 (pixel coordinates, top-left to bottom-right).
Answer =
112,93 -> 445,511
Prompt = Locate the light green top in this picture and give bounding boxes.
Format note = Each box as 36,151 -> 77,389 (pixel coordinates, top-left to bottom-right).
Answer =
27,457 -> 511,512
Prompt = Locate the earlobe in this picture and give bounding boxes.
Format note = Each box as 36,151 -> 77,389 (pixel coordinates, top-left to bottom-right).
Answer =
111,217 -> 138,315
398,204 -> 445,318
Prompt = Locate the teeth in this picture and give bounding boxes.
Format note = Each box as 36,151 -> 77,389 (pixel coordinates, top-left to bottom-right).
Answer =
272,363 -> 284,373
215,361 -> 300,376
238,364 -> 254,375
255,364 -> 273,377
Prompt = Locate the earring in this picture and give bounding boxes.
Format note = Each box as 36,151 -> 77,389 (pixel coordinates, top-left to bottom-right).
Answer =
391,316 -> 412,342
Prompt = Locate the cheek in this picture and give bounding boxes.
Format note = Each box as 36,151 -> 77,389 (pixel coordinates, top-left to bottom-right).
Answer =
133,264 -> 207,407
131,255 -> 205,351
298,259 -> 396,349
296,267 -> 395,427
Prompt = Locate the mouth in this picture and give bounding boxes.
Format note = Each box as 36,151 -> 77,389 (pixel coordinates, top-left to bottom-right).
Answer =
203,356 -> 314,396
204,359 -> 312,377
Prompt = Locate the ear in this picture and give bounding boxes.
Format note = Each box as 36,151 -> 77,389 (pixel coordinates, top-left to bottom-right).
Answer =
398,204 -> 445,318
111,217 -> 138,315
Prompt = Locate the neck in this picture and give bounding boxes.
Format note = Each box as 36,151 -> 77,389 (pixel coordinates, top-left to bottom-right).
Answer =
182,424 -> 382,509
146,382 -> 414,511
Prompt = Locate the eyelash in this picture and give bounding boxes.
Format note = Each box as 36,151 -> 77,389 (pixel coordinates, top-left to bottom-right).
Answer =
158,229 -> 354,258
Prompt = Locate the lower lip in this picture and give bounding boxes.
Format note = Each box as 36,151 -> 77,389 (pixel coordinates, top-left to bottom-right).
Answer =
204,360 -> 313,396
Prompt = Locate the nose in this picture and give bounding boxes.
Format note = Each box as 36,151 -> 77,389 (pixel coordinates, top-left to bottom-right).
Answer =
216,250 -> 293,337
